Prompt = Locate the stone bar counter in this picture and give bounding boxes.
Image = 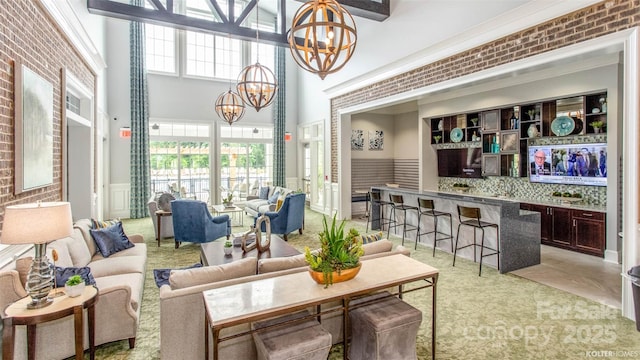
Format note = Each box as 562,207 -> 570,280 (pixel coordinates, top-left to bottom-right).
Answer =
371,186 -> 541,273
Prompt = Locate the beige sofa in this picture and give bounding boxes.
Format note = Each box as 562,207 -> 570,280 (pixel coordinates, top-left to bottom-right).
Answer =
243,186 -> 294,217
0,219 -> 147,360
159,239 -> 409,360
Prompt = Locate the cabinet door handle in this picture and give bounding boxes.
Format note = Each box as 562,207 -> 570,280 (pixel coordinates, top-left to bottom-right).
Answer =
573,219 -> 576,226
582,213 -> 593,217
550,208 -> 553,215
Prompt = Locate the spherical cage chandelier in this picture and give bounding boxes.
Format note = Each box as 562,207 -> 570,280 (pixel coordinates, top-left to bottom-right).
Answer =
215,89 -> 246,125
288,0 -> 357,80
236,63 -> 278,112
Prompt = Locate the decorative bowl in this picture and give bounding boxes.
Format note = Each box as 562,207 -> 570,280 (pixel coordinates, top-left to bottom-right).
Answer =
550,116 -> 576,137
309,264 -> 361,286
450,127 -> 464,143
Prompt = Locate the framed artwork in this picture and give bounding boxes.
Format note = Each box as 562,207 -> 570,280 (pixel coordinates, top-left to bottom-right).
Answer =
14,62 -> 54,194
351,129 -> 364,151
369,130 -> 384,150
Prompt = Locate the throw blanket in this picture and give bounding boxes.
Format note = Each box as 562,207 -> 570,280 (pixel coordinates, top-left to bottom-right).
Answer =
153,263 -> 202,288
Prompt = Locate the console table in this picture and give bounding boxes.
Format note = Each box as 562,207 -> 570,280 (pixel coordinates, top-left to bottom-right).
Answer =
2,286 -> 99,360
203,254 -> 438,359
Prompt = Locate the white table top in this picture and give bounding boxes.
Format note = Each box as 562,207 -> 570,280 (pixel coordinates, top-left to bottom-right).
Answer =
203,254 -> 438,328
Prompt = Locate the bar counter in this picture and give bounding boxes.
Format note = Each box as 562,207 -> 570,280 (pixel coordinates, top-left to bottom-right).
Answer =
371,186 -> 541,273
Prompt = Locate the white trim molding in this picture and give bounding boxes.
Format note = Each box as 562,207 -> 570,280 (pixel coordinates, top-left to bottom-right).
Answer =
109,183 -> 131,219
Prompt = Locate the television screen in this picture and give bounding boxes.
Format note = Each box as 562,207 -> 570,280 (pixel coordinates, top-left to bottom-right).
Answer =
437,147 -> 483,178
528,143 -> 607,186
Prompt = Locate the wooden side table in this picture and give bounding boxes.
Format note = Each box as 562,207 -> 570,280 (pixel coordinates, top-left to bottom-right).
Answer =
155,210 -> 174,247
2,286 -> 99,360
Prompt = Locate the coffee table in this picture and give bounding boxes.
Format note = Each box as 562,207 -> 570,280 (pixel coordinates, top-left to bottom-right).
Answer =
209,205 -> 244,226
200,235 -> 301,266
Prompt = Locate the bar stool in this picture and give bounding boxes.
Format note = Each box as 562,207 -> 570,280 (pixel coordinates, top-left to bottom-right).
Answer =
416,198 -> 454,256
366,191 -> 394,232
387,194 -> 418,245
452,205 -> 500,276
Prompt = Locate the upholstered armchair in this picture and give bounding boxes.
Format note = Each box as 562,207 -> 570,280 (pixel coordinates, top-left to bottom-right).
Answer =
171,200 -> 231,247
256,193 -> 305,241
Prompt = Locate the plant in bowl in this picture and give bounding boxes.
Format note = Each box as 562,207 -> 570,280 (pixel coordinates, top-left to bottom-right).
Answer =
222,193 -> 234,207
223,240 -> 233,255
304,214 -> 363,288
64,275 -> 85,298
433,135 -> 441,144
590,120 -> 604,133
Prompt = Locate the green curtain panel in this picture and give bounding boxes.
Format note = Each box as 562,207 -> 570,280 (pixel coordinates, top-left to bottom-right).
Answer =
273,46 -> 286,188
129,0 -> 151,218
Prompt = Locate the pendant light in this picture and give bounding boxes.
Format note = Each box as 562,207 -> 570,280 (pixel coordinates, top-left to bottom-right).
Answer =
215,87 -> 246,126
236,0 -> 278,112
288,0 -> 357,80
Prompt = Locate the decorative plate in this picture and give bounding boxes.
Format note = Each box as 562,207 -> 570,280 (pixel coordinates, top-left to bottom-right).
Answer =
450,127 -> 464,142
551,116 -> 575,136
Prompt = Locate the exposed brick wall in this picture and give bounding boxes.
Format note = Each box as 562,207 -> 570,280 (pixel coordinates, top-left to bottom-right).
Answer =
0,0 -> 95,226
330,0 -> 639,181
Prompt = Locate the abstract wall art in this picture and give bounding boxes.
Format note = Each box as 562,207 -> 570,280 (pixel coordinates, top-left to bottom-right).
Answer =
369,130 -> 384,150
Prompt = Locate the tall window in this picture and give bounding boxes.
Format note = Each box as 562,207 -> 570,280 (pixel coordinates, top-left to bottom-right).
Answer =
149,122 -> 211,202
220,126 -> 273,201
145,24 -> 176,73
186,32 -> 241,79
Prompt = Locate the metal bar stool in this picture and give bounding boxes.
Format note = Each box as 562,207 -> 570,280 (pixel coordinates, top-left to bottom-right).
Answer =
416,198 -> 454,256
366,191 -> 394,232
452,205 -> 500,276
387,194 -> 418,245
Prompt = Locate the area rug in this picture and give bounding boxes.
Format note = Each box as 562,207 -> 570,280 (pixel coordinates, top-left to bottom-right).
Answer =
152,263 -> 202,288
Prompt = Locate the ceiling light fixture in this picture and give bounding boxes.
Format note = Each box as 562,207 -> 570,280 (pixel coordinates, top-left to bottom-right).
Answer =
215,88 -> 246,126
236,0 -> 278,112
288,0 -> 357,80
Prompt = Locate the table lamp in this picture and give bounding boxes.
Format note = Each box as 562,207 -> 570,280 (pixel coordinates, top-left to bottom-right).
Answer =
1,202 -> 73,308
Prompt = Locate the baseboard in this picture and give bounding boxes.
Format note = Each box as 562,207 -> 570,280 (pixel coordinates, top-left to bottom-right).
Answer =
603,249 -> 619,264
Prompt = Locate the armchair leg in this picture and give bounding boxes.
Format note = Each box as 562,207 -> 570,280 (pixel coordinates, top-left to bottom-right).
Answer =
128,338 -> 136,349
298,228 -> 303,234
175,241 -> 180,249
283,234 -> 288,241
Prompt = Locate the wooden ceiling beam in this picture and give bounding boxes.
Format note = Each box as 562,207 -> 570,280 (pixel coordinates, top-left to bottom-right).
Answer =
294,0 -> 390,22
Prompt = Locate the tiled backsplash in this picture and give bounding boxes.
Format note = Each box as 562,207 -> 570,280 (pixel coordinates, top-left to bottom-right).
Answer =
437,134 -> 607,206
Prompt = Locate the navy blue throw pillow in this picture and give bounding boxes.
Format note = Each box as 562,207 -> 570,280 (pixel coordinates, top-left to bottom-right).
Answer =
54,266 -> 96,287
259,187 -> 270,200
89,221 -> 134,257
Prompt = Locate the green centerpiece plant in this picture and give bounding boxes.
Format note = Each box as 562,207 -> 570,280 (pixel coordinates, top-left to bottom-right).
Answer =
304,214 -> 364,288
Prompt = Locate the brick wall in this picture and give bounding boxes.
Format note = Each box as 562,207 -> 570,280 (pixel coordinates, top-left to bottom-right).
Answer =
330,0 -> 639,181
0,0 -> 95,226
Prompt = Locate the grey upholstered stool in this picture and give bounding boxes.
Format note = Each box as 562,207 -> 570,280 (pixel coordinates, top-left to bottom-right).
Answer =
349,292 -> 422,360
252,310 -> 332,360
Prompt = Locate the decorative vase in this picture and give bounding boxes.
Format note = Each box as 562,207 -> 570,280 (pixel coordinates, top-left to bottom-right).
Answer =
527,124 -> 539,138
593,127 -> 601,134
64,283 -> 85,298
309,264 -> 361,286
437,120 -> 443,131
223,246 -> 233,255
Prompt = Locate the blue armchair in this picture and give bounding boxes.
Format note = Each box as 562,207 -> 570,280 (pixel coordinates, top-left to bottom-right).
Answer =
171,199 -> 231,249
256,193 -> 305,241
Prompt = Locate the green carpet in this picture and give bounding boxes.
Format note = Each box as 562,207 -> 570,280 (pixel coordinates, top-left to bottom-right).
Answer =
91,208 -> 640,359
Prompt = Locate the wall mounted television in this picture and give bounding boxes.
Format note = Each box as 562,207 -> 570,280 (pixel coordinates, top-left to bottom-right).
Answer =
528,143 -> 607,187
437,147 -> 483,178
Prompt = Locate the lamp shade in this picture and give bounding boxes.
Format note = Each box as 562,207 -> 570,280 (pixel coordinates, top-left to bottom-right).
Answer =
1,202 -> 73,245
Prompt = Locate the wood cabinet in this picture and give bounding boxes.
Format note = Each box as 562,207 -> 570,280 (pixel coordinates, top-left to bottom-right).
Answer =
520,203 -> 605,257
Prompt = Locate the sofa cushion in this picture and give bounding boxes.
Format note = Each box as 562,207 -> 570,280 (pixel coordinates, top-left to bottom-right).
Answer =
74,219 -> 97,256
268,191 -> 280,204
90,222 -> 135,258
54,266 -> 96,287
91,243 -> 147,261
259,187 -> 270,200
15,257 -> 33,288
169,257 -> 257,290
88,256 -> 147,278
94,273 -> 144,311
362,239 -> 393,255
66,228 -> 92,267
47,240 -> 75,268
275,196 -> 285,212
258,254 -> 308,274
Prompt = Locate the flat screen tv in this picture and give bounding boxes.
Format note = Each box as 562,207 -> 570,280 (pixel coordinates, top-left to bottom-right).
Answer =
437,147 -> 482,178
528,143 -> 607,186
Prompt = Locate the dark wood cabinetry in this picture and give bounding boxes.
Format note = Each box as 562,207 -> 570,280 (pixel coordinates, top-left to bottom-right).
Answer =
520,203 -> 605,257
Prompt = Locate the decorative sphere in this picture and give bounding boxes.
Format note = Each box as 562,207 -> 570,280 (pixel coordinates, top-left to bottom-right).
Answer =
236,63 -> 278,112
288,0 -> 357,80
215,89 -> 245,125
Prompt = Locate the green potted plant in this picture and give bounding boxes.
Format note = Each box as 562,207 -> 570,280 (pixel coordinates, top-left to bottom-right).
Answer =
222,193 -> 234,207
433,135 -> 441,144
64,275 -> 85,298
590,120 -> 604,133
304,214 -> 363,288
223,240 -> 233,255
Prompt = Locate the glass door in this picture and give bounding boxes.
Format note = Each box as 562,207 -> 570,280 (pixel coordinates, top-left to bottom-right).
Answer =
150,141 -> 211,202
